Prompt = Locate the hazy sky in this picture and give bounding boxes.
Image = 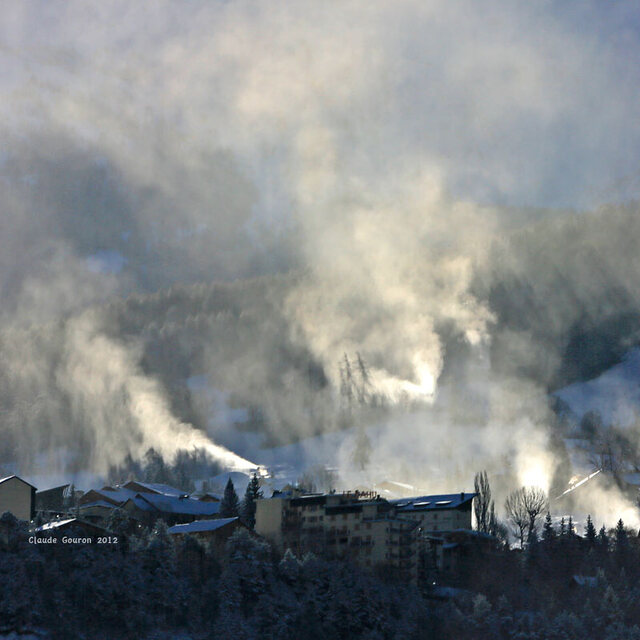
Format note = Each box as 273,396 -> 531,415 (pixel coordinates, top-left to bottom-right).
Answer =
2,2 -> 640,514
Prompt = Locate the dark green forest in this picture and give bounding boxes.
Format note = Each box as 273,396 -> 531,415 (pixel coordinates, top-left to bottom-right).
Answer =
4,510 -> 640,639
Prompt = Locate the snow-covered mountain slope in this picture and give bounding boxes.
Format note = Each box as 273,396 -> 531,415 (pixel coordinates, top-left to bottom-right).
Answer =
555,347 -> 640,428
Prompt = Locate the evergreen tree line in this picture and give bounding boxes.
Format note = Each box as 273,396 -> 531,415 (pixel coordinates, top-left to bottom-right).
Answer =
6,496 -> 640,639
0,512 -> 430,640
107,447 -> 223,494
219,475 -> 263,530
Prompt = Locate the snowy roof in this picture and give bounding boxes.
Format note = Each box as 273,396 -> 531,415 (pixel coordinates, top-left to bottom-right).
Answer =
128,493 -> 221,516
126,496 -> 156,512
0,475 -> 37,490
79,500 -> 116,510
36,484 -> 70,495
123,481 -> 187,497
392,493 -> 476,512
35,518 -> 77,532
168,517 -> 239,535
96,487 -> 138,503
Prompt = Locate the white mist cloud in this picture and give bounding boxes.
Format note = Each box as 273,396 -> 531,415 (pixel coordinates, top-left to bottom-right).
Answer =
1,0 -> 640,525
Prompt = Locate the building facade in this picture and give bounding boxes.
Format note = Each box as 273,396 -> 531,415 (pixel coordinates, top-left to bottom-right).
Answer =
0,475 -> 37,521
391,493 -> 475,532
256,489 -> 477,583
256,490 -> 419,581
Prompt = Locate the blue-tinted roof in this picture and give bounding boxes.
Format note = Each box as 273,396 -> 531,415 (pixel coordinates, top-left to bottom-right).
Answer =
79,500 -> 116,510
128,493 -> 220,516
168,517 -> 239,535
392,493 -> 476,512
96,487 -> 138,503
124,481 -> 187,497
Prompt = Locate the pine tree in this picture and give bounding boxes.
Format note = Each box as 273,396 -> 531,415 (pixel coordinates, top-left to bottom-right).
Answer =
542,512 -> 556,544
598,525 -> 609,552
241,473 -> 263,530
559,516 -> 566,538
584,515 -> 597,547
220,478 -> 240,518
615,518 -> 628,552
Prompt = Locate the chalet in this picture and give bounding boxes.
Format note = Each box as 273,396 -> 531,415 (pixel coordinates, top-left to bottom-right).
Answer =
121,492 -> 221,526
168,517 -> 246,552
0,475 -> 37,521
78,486 -> 138,508
78,500 -> 119,524
78,481 -> 190,509
122,481 -> 188,497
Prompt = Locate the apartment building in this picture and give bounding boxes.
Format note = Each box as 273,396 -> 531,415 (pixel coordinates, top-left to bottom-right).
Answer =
256,489 -> 419,580
256,489 -> 478,583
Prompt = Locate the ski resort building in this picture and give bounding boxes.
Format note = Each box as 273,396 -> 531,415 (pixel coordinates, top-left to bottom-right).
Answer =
167,516 -> 247,553
0,475 -> 36,521
256,489 -> 420,581
121,492 -> 221,526
255,489 -> 478,582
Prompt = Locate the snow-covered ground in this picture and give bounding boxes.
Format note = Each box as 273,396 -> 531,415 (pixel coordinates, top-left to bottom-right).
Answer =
555,347 -> 640,428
